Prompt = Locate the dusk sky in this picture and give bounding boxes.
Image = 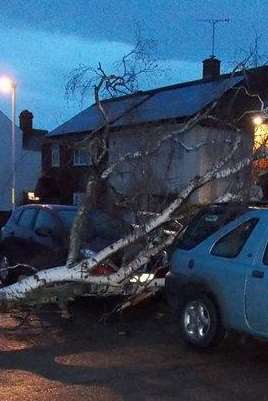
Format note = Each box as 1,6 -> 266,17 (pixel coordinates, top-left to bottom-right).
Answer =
0,0 -> 267,131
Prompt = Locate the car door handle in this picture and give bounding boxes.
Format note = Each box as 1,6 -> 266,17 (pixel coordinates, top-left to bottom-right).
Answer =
252,270 -> 264,279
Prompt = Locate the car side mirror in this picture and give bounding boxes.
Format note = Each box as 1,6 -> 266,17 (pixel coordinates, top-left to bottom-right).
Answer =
35,227 -> 52,237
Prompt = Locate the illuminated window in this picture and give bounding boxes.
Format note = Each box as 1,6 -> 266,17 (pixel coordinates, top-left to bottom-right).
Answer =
254,123 -> 268,173
254,123 -> 268,150
27,192 -> 40,201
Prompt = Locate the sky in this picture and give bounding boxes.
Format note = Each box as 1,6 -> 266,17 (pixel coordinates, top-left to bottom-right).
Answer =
0,0 -> 267,131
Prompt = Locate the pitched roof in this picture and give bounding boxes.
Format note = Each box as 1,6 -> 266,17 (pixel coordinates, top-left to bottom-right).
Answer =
48,93 -> 149,137
48,74 -> 244,137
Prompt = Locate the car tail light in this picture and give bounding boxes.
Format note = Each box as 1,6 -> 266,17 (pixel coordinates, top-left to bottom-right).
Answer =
91,263 -> 116,276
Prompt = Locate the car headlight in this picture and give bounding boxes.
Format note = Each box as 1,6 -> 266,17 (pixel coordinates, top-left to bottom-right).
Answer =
130,273 -> 155,283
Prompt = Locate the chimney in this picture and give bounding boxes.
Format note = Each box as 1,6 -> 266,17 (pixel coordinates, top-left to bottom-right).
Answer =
202,57 -> 221,80
19,110 -> 33,133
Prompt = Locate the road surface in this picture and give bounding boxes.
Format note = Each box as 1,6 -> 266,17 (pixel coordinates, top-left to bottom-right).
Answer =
0,298 -> 267,401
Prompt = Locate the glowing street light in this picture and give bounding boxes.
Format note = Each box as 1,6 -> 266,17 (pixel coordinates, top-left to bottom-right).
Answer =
0,76 -> 15,93
0,76 -> 17,209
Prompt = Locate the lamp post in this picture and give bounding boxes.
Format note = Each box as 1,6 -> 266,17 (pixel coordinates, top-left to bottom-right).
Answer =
0,77 -> 17,209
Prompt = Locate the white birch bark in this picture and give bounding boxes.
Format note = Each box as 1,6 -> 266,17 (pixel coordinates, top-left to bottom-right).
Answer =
0,136 -> 250,306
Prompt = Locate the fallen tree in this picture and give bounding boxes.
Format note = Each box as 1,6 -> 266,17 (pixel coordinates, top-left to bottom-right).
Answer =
0,36 -> 265,314
0,137 -> 251,307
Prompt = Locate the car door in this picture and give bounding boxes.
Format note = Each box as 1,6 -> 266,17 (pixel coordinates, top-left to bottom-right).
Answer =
14,207 -> 37,241
245,218 -> 268,335
31,209 -> 65,267
1,207 -> 38,263
203,217 -> 260,330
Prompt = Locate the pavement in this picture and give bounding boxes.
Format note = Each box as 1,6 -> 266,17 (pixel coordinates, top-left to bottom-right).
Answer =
0,297 -> 268,401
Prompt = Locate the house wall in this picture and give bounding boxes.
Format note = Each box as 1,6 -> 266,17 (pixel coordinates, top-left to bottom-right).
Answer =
0,112 -> 41,211
41,143 -> 90,204
108,122 -> 251,209
18,149 -> 41,199
41,122 -> 252,210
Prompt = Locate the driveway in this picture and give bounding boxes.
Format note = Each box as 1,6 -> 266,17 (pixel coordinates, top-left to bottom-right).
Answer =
0,298 -> 267,401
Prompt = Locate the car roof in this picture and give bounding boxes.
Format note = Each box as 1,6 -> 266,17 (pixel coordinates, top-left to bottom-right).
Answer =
17,204 -> 78,211
185,203 -> 268,226
202,202 -> 268,212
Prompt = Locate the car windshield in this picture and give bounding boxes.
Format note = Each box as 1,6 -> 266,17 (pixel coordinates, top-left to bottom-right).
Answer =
176,207 -> 245,250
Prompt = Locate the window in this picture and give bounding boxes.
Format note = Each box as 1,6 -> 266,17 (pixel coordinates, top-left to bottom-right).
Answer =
254,123 -> 268,151
88,210 -> 132,240
261,241 -> 268,265
27,192 -> 40,201
176,208 -> 244,250
17,208 -> 37,228
73,192 -> 85,206
57,209 -> 77,231
51,144 -> 60,167
11,208 -> 23,224
263,245 -> 268,265
34,210 -> 58,232
73,149 -> 90,166
211,219 -> 258,258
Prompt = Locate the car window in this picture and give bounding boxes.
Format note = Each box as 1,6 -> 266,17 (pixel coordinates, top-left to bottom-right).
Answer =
10,208 -> 23,224
17,208 -> 37,228
211,219 -> 258,258
262,242 -> 268,265
57,210 -> 77,231
34,210 -> 58,232
176,208 -> 244,250
89,210 -> 131,240
57,208 -> 131,241
58,209 -> 96,241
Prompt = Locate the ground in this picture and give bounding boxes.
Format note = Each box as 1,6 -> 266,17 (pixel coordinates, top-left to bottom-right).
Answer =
0,297 -> 267,401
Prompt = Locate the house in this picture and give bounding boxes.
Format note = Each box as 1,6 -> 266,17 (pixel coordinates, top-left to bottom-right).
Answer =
40,57 -> 268,210
0,109 -> 46,217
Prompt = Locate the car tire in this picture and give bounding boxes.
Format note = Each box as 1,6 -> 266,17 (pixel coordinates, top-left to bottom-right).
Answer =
0,247 -> 32,286
180,293 -> 225,349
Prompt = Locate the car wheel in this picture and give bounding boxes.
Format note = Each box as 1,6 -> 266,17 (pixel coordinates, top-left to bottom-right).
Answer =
0,248 -> 31,286
180,294 -> 225,349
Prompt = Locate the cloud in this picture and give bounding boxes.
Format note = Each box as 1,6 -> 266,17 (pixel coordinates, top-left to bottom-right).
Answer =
0,26 -> 201,130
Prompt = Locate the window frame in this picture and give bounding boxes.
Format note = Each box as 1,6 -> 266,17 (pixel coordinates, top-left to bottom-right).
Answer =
73,192 -> 85,206
11,208 -> 23,224
261,239 -> 268,266
175,208 -> 245,251
210,218 -> 259,259
51,143 -> 60,167
34,209 -> 59,232
17,208 -> 38,229
73,149 -> 90,167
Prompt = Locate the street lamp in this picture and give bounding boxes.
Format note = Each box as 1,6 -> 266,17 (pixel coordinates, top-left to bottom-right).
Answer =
0,76 -> 17,209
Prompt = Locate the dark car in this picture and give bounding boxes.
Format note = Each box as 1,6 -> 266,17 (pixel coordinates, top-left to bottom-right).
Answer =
0,204 -> 132,284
